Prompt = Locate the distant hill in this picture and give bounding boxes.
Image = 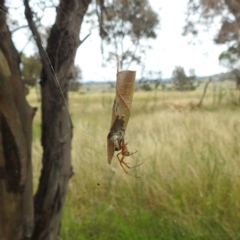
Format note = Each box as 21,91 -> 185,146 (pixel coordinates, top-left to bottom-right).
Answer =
81,71 -> 235,85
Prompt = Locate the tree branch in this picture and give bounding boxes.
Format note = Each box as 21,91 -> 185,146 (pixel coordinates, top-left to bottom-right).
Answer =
23,0 -> 57,88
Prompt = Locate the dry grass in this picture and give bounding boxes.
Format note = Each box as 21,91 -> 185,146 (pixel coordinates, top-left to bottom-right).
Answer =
29,83 -> 240,239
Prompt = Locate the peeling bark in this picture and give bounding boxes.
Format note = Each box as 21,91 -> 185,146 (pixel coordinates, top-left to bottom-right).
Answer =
0,2 -> 34,239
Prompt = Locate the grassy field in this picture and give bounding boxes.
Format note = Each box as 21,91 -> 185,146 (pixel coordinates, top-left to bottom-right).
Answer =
29,80 -> 240,240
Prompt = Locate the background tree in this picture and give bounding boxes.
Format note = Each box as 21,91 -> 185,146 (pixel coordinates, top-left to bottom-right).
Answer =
97,0 -> 159,69
68,65 -> 82,91
21,53 -> 41,94
219,44 -> 240,89
21,54 -> 82,93
184,0 -> 240,89
172,66 -> 196,91
137,70 -> 162,91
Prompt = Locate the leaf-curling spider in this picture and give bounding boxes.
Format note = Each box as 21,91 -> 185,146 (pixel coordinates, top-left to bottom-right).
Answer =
117,138 -> 142,178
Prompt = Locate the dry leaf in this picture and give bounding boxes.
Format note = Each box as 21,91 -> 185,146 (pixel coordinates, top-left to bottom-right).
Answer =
107,61 -> 136,164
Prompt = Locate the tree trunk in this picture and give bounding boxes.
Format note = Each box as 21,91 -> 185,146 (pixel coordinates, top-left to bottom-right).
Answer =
1,0 -> 92,239
0,2 -> 35,239
29,0 -> 92,239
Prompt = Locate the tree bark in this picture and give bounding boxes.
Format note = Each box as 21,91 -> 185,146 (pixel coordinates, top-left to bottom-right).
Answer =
24,0 -> 92,239
0,2 -> 35,239
0,0 -> 92,238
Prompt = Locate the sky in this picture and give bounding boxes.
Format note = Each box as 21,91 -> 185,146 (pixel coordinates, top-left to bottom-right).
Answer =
9,0 -> 228,82
75,0 -> 227,81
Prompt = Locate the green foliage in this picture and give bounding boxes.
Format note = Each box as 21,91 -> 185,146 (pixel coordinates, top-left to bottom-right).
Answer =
103,0 -> 159,41
153,79 -> 161,90
185,0 -> 240,89
161,82 -> 167,91
172,66 -> 196,91
137,71 -> 162,92
219,44 -> 240,66
139,81 -> 152,91
68,65 -> 82,92
219,43 -> 240,89
98,0 -> 159,68
21,54 -> 82,92
21,53 -> 41,90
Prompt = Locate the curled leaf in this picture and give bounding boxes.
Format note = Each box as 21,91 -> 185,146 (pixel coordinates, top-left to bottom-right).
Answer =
107,61 -> 136,164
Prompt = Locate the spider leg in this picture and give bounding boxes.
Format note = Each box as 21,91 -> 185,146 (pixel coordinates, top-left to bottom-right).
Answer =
117,152 -> 123,162
119,157 -> 129,173
128,150 -> 138,157
122,158 -> 143,169
116,144 -> 141,178
120,158 -> 131,169
117,153 -> 129,167
119,156 -> 140,178
129,162 -> 143,169
118,153 -> 142,170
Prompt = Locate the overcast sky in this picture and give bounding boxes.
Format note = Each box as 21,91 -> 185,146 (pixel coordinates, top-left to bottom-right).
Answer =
9,0 -> 228,81
75,0 -> 227,81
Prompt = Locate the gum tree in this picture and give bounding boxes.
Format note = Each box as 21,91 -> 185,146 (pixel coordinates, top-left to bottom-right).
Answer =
0,0 -> 91,239
97,0 -> 159,69
184,0 -> 240,88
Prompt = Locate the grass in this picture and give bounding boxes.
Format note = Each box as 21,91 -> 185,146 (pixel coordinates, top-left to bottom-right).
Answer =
29,81 -> 240,240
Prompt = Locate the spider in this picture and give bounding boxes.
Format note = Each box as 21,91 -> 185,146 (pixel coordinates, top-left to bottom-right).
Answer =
108,115 -> 125,151
117,138 -> 142,178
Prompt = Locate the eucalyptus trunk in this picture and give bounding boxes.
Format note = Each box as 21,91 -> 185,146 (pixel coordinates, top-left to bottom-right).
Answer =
0,2 -> 35,239
27,0 -> 92,238
0,0 -> 92,239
